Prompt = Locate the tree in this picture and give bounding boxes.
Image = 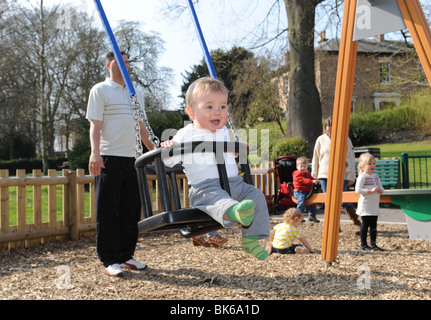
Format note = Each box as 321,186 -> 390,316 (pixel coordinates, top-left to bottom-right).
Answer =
0,1 -> 39,160
0,0 -> 173,167
114,20 -> 173,112
232,54 -> 286,135
181,46 -> 254,126
168,0 -> 326,152
284,0 -> 325,153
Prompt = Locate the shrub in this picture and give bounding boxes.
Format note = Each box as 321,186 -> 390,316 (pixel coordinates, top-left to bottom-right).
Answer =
0,157 -> 67,175
349,104 -> 428,145
349,122 -> 378,146
0,133 -> 36,160
68,136 -> 90,172
270,137 -> 310,160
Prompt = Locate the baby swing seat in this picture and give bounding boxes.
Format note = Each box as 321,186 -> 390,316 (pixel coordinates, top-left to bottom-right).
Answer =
134,141 -> 252,238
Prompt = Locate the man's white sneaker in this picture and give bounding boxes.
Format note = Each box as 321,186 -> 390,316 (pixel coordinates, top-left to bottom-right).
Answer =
120,259 -> 148,270
105,263 -> 124,277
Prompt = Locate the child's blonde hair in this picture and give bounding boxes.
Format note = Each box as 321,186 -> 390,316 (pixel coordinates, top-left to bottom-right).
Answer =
357,152 -> 375,174
296,156 -> 309,166
283,208 -> 303,225
185,77 -> 229,115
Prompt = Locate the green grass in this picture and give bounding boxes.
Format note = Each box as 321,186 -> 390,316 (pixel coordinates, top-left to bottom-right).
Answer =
370,139 -> 431,188
370,139 -> 431,158
8,185 -> 63,225
7,183 -> 91,226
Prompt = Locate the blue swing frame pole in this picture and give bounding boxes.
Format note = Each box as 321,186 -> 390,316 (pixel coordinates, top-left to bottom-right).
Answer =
93,0 -> 136,98
187,0 -> 218,80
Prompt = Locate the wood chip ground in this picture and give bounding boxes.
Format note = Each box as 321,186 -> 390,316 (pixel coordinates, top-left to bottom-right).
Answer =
1,220 -> 430,300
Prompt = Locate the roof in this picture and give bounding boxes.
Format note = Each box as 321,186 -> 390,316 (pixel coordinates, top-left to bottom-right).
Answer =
316,38 -> 414,54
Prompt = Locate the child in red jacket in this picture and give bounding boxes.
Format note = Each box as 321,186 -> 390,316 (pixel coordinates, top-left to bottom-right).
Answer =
292,157 -> 320,222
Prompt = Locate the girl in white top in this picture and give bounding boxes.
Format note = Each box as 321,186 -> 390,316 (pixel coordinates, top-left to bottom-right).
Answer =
162,77 -> 270,260
355,153 -> 385,251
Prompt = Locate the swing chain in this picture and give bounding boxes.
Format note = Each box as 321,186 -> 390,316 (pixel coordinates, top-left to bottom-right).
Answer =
131,95 -> 160,158
132,97 -> 144,158
227,112 -> 239,142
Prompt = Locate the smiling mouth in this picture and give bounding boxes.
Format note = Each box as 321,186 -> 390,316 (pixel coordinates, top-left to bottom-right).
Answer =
210,120 -> 221,125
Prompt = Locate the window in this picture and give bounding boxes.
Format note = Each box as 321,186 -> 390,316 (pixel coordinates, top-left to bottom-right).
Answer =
379,61 -> 391,84
283,76 -> 288,96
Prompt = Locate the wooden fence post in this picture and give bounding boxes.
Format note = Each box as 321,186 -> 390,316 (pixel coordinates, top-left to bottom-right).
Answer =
68,171 -> 79,241
0,170 -> 9,250
16,169 -> 27,248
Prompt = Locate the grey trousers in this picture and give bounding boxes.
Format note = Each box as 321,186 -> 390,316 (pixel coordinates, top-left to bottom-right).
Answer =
189,176 -> 270,239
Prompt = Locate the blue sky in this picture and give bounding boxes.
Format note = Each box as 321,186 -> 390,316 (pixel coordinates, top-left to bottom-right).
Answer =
31,0 -> 431,109
27,0 -> 287,108
86,0 -> 285,109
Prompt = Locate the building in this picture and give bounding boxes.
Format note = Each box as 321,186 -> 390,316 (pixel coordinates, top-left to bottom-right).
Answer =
277,35 -> 428,118
316,35 -> 428,117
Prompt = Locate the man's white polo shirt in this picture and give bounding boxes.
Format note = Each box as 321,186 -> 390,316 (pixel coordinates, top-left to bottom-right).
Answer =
86,78 -> 145,157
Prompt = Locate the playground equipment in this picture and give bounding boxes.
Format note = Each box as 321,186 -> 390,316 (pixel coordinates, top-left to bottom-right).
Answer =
322,0 -> 431,265
294,189 -> 431,241
94,0 -> 431,264
93,0 -> 252,237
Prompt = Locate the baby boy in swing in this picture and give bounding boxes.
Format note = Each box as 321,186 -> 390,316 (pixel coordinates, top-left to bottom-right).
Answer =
161,77 -> 270,260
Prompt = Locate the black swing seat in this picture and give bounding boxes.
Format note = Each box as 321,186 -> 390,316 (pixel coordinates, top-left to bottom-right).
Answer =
134,141 -> 252,238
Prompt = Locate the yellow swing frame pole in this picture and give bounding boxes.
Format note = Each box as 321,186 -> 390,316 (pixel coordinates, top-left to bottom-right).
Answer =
321,0 -> 358,265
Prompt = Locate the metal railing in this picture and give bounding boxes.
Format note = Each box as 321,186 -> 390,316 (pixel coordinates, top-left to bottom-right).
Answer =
401,153 -> 431,189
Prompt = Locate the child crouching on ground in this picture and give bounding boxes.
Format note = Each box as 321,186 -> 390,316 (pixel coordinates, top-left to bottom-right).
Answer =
161,77 -> 270,260
266,208 -> 315,255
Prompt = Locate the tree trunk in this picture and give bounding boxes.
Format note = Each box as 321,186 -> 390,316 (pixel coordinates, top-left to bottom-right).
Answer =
39,0 -> 49,174
284,0 -> 322,154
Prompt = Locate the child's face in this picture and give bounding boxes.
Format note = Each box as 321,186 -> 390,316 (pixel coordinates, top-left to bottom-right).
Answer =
297,162 -> 308,173
363,159 -> 376,174
186,91 -> 228,132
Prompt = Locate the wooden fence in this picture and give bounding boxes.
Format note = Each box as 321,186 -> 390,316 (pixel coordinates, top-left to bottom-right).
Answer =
0,164 -> 275,250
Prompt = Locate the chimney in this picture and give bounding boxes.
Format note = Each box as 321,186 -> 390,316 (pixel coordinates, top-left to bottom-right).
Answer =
319,30 -> 328,44
374,34 -> 385,42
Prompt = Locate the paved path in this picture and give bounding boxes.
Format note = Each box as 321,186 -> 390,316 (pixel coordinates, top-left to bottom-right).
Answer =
271,205 -> 407,225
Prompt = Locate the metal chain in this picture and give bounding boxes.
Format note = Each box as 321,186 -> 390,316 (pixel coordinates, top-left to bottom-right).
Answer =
131,95 -> 160,158
132,97 -> 144,158
132,96 -> 236,157
226,111 -> 239,142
